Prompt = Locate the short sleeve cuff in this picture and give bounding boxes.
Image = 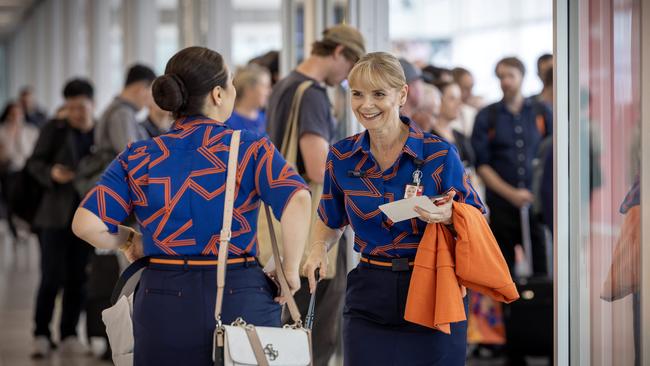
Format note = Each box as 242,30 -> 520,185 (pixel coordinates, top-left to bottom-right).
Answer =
79,185 -> 130,234
317,201 -> 348,229
269,183 -> 310,221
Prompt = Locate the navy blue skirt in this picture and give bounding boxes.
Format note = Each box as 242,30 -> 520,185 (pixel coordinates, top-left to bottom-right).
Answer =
343,263 -> 469,366
132,259 -> 281,366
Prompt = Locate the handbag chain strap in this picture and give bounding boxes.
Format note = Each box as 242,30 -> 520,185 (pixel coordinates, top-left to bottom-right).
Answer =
214,130 -> 304,326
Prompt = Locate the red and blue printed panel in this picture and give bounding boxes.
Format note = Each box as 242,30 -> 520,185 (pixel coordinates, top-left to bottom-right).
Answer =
81,116 -> 308,257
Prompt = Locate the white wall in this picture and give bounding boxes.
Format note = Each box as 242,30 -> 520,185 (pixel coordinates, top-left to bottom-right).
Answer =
2,0 -> 553,113
389,0 -> 553,103
3,0 -> 154,115
2,0 -> 280,113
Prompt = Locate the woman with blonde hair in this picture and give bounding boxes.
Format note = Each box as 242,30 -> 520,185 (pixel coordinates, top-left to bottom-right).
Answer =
303,52 -> 487,364
226,63 -> 272,134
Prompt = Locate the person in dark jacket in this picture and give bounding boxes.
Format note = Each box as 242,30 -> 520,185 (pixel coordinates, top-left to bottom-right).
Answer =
27,79 -> 96,358
471,57 -> 552,275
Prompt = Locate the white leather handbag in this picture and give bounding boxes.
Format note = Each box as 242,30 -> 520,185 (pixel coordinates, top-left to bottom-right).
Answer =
101,257 -> 147,366
214,130 -> 312,366
222,319 -> 311,366
101,294 -> 134,366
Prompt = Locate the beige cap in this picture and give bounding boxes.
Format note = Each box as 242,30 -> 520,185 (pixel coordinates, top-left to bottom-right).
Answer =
322,24 -> 366,61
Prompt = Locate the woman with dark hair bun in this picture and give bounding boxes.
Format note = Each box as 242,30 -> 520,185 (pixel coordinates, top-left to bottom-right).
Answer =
72,46 -> 312,365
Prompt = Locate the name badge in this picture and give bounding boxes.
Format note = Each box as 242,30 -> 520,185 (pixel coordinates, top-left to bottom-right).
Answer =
404,169 -> 424,199
404,184 -> 423,199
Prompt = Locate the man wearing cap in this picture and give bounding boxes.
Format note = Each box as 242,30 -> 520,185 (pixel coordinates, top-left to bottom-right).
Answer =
266,24 -> 365,366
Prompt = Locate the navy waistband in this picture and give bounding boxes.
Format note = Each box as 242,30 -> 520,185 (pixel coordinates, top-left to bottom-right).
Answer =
109,255 -> 259,305
147,255 -> 257,270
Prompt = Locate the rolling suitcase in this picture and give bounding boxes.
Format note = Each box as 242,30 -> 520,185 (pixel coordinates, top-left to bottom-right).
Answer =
503,205 -> 553,364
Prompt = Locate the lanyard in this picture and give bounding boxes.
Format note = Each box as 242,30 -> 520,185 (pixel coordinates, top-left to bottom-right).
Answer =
404,158 -> 424,199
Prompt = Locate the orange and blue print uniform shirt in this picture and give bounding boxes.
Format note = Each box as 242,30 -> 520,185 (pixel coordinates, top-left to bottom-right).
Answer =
80,115 -> 308,257
318,117 -> 484,258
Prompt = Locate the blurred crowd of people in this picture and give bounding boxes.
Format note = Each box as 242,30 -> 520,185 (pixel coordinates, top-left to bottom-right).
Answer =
401,53 -> 555,362
0,44 -> 555,364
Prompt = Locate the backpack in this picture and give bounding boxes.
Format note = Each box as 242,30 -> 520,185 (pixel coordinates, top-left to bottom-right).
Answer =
74,148 -> 115,197
74,105 -> 124,197
6,164 -> 43,227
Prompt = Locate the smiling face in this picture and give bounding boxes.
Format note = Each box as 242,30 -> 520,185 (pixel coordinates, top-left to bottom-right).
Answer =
347,52 -> 409,131
350,81 -> 407,132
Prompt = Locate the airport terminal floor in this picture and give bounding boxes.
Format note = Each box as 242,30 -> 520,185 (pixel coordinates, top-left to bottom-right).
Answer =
0,225 -> 111,366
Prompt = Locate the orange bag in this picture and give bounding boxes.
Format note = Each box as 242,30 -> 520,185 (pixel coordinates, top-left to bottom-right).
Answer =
601,205 -> 640,302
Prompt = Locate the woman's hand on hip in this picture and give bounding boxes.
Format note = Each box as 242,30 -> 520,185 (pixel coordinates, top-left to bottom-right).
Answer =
302,242 -> 329,294
414,191 -> 455,225
122,232 -> 144,262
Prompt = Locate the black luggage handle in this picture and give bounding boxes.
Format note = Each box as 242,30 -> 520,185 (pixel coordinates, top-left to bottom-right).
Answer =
305,269 -> 320,330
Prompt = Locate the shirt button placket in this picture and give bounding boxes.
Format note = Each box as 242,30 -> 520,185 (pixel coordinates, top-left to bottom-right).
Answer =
514,120 -> 527,188
377,177 -> 391,231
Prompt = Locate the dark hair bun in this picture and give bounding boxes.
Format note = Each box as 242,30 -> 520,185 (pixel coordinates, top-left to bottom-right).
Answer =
152,74 -> 187,112
155,46 -> 228,117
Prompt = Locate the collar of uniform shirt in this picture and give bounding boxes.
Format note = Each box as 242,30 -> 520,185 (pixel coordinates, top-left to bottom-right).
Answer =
171,114 -> 226,130
350,116 -> 424,162
496,95 -> 537,113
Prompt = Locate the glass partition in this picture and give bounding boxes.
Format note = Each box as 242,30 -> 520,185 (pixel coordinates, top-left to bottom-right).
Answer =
570,0 -> 642,364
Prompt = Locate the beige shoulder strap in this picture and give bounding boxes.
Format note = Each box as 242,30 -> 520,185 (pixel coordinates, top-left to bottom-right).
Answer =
245,326 -> 270,366
280,80 -> 314,164
264,205 -> 302,324
215,130 -> 241,321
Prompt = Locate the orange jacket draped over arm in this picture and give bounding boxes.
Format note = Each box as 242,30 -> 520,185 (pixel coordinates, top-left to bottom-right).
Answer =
404,201 -> 519,334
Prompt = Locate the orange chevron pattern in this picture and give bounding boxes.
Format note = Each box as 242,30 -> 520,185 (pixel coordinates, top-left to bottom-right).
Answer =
81,116 -> 308,257
318,118 -> 485,258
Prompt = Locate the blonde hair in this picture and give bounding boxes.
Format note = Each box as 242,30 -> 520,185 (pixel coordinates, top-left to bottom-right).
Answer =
233,64 -> 270,101
348,52 -> 406,91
